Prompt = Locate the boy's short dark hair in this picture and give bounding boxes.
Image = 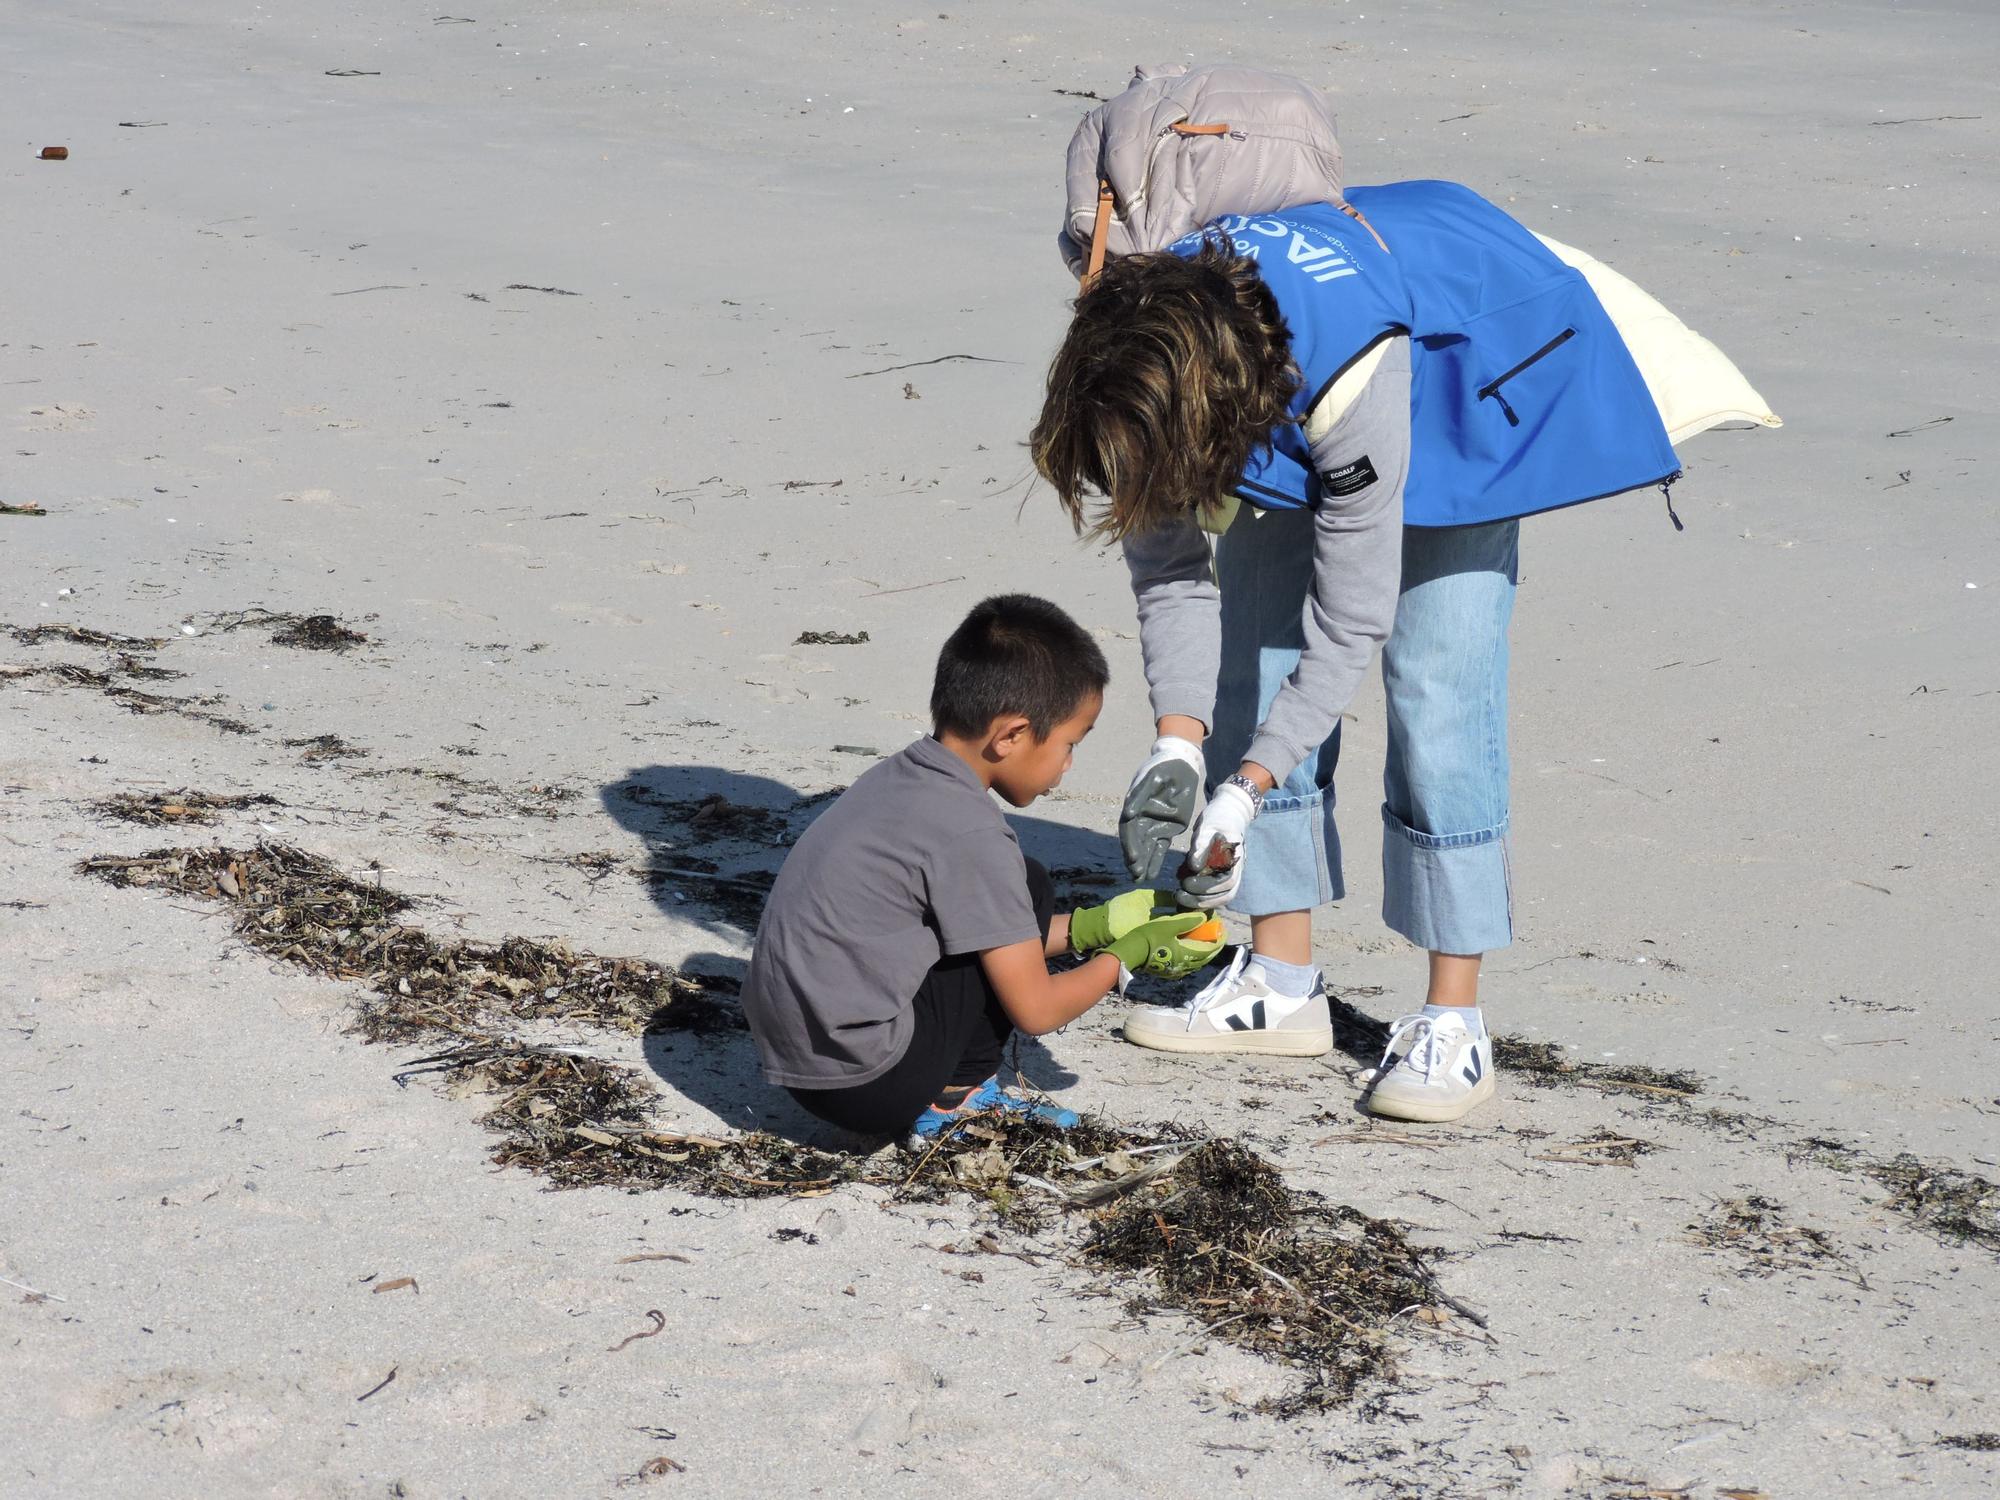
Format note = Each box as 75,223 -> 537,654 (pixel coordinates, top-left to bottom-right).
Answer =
931,594 -> 1109,739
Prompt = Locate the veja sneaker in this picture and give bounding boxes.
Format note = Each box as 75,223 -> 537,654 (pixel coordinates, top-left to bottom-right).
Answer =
905,1075 -> 1080,1146
1359,1011 -> 1495,1123
1122,947 -> 1333,1057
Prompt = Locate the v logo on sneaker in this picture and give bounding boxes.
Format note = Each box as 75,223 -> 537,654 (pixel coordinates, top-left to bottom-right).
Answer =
1221,998 -> 1268,1033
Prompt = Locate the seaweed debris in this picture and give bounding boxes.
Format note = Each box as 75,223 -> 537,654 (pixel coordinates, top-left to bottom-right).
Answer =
1491,1037 -> 1704,1100
92,790 -> 280,826
1937,1433 -> 2000,1451
1088,1140 -> 1466,1414
617,785 -> 788,843
1788,1137 -> 2000,1255
793,630 -> 869,646
74,844 -> 730,1041
1532,1129 -> 1660,1167
645,864 -> 775,929
79,842 -> 1473,1411
9,623 -> 167,650
1690,1195 -> 1850,1278
285,732 -> 370,762
199,608 -> 369,651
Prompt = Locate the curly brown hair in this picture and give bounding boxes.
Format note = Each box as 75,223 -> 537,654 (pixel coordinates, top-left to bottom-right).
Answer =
1030,238 -> 1301,542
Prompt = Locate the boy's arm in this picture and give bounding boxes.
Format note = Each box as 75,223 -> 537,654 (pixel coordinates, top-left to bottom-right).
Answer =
979,938 -> 1121,1037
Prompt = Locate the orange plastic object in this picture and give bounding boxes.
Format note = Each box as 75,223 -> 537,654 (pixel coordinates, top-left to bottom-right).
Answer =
39,146 -> 69,161
1185,917 -> 1224,944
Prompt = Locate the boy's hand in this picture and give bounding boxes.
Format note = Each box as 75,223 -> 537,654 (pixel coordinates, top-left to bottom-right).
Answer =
1067,887 -> 1172,957
1104,910 -> 1228,980
1120,736 -> 1205,882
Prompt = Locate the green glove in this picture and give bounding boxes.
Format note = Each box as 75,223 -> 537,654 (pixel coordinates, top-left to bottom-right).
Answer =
1068,888 -> 1169,957
1105,911 -> 1228,980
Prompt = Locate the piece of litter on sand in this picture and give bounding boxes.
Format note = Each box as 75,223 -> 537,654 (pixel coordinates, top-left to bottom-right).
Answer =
372,1276 -> 418,1295
831,744 -> 880,757
0,502 -> 47,516
608,1309 -> 667,1352
2,1274 -> 66,1302
794,630 -> 868,646
355,1367 -> 397,1402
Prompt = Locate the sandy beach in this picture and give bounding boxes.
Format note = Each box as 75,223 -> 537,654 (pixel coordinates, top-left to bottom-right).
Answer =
5,1 -> 1998,1494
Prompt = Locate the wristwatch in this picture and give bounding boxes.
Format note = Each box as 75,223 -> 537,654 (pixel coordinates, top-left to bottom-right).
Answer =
1222,772 -> 1266,813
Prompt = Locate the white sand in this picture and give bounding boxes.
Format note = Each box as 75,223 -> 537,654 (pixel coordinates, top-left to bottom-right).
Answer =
4,0 -> 1998,1494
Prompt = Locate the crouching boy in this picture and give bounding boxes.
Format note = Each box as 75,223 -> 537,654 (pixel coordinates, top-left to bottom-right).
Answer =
742,594 -> 1220,1141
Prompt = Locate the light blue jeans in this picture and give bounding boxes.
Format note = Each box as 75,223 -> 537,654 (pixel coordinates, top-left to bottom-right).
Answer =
1208,508 -> 1519,954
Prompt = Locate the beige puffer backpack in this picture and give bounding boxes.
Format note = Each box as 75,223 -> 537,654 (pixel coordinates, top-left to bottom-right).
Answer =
1059,63 -> 1376,285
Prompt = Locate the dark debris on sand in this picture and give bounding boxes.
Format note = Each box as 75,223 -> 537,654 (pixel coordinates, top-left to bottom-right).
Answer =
1789,1136 -> 2000,1255
285,732 -> 370,762
201,608 -> 370,651
80,841 -> 1466,1412
1689,1194 -> 1852,1279
9,623 -> 167,651
92,790 -> 280,827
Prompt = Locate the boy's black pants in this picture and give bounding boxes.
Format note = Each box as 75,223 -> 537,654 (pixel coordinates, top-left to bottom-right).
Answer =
788,859 -> 1054,1136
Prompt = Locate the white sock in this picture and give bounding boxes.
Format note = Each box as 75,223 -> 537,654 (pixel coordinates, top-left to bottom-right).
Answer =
1421,1002 -> 1486,1039
1251,953 -> 1319,999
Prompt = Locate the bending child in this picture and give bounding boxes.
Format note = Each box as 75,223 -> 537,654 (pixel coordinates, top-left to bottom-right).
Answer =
741,594 -> 1221,1142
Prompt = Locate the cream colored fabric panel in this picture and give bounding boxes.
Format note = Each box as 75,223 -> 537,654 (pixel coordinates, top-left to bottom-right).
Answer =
1536,233 -> 1782,444
1302,336 -> 1398,444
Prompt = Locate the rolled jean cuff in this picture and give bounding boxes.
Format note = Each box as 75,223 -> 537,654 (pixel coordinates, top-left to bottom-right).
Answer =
1230,789 -> 1344,917
1380,804 -> 1513,954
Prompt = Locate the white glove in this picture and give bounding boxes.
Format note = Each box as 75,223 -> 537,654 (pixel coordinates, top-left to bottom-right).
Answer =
1177,779 -> 1258,909
1119,735 -> 1205,883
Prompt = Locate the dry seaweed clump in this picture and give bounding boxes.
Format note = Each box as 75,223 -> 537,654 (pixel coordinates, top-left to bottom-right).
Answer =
1088,1140 -> 1460,1414
8,622 -> 167,650
1690,1195 -> 1851,1279
73,844 -> 736,1041
200,607 -> 369,651
1492,1037 -> 1704,1100
92,790 -> 279,826
1866,1153 -> 2000,1254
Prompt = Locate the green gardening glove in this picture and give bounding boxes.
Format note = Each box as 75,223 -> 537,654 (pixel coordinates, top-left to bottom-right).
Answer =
1068,888 -> 1172,957
1105,910 -> 1228,981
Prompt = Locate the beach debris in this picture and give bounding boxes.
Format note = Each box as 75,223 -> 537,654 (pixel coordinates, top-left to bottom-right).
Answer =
607,1309 -> 667,1352
902,382 -> 920,399
793,630 -> 869,646
1887,415 -> 1953,438
0,502 -> 47,516
1489,1037 -> 1704,1099
92,790 -> 280,826
79,841 -> 1472,1411
9,623 -> 166,650
355,1368 -> 398,1402
1087,1139 -> 1468,1413
847,353 -> 1013,379
1937,1433 -> 2000,1450
8,643 -> 252,735
1052,87 -> 1104,100
1533,1130 -> 1660,1167
621,1456 -> 687,1483
38,146 -> 68,161
504,283 -> 579,295
1791,1136 -> 2000,1254
286,732 -> 369,761
780,478 -> 842,492
196,608 -> 369,651
325,68 -> 381,77
1690,1195 -> 1851,1279
372,1277 -> 419,1295
118,120 -> 168,127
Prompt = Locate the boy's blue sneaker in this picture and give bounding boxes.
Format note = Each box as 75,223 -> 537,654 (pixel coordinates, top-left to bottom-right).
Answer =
905,1075 -> 1080,1145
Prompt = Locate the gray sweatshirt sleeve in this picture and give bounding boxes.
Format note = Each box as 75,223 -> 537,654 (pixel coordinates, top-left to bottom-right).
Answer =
1121,513 -> 1221,732
1242,337 -> 1411,783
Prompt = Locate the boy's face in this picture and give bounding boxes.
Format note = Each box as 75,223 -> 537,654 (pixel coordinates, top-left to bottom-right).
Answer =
991,691 -> 1102,809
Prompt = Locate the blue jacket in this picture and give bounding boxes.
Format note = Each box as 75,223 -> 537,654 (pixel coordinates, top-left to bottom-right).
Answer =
1169,181 -> 1680,527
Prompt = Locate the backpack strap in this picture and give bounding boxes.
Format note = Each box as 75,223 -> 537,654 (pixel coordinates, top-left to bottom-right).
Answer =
1082,121 -> 1232,290
1082,178 -> 1115,290
1338,199 -> 1390,253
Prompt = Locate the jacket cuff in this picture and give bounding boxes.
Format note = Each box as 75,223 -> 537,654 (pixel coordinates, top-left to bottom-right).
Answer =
1148,680 -> 1215,734
1243,729 -> 1307,789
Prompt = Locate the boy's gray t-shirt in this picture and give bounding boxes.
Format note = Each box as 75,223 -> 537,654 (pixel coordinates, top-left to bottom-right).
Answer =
741,736 -> 1042,1089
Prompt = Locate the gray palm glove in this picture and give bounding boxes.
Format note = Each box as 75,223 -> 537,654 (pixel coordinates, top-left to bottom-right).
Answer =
1119,735 -> 1205,882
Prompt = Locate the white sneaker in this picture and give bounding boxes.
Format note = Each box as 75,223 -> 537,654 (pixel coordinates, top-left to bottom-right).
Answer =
1359,1011 -> 1496,1123
1122,948 -> 1333,1057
